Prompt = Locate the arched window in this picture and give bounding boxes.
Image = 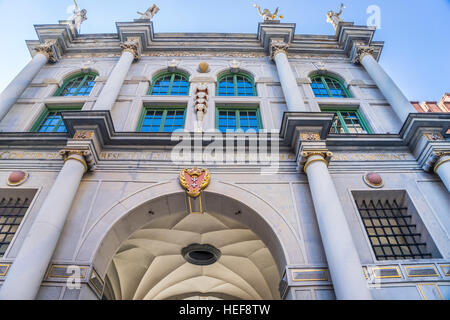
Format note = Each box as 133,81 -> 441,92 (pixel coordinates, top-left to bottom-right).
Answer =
310,75 -> 350,98
55,72 -> 97,97
149,72 -> 190,96
217,73 -> 256,96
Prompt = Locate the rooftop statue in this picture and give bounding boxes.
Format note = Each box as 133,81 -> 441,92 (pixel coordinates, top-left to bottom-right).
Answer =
69,0 -> 87,32
326,3 -> 345,30
253,4 -> 283,21
137,4 -> 160,20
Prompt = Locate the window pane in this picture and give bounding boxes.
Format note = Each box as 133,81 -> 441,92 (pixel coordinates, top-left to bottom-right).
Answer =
38,112 -> 67,133
218,110 -> 237,132
59,74 -> 96,97
218,74 -> 256,96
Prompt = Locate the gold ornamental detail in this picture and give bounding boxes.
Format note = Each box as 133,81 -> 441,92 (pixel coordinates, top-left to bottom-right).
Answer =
270,41 -> 289,60
179,168 -> 211,198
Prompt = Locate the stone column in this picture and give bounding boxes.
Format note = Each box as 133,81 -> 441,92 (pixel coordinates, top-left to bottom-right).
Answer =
355,46 -> 416,123
271,41 -> 306,112
301,149 -> 372,300
0,151 -> 89,300
0,41 -> 58,122
92,40 -> 140,111
434,153 -> 450,192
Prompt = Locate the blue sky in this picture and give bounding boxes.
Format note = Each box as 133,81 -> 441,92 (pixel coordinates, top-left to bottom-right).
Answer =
0,0 -> 448,101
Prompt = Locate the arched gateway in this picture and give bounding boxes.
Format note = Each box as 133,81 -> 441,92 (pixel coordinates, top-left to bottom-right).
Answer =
80,179 -> 304,300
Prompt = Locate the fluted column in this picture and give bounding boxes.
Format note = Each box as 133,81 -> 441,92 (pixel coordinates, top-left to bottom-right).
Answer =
434,153 -> 450,192
92,40 -> 140,111
301,150 -> 372,300
355,46 -> 416,123
0,151 -> 89,300
0,41 -> 58,122
271,41 -> 306,112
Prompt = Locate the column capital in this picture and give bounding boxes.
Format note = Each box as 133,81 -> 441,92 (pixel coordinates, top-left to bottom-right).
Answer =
423,150 -> 450,173
59,149 -> 91,173
299,149 -> 333,173
270,40 -> 290,60
34,40 -> 60,63
352,44 -> 376,64
120,39 -> 141,61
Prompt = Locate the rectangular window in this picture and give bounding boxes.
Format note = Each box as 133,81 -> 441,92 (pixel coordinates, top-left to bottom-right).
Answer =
0,190 -> 36,257
139,107 -> 186,132
353,191 -> 441,261
32,107 -> 82,133
321,108 -> 371,134
216,107 -> 261,133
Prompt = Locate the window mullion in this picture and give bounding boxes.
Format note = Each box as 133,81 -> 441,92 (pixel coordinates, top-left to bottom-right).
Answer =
159,110 -> 168,132
336,112 -> 349,133
75,75 -> 88,95
234,75 -> 238,96
322,76 -> 332,98
168,74 -> 175,95
236,110 -> 240,131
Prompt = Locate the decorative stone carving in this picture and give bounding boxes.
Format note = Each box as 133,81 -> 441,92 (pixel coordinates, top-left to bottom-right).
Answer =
353,45 -> 375,64
253,4 -> 283,21
194,84 -> 209,132
69,0 -> 87,33
424,133 -> 444,141
179,168 -> 211,198
198,62 -> 209,73
270,40 -> 289,60
120,40 -> 140,60
73,130 -> 95,140
7,171 -> 29,187
313,61 -> 326,71
137,4 -> 159,20
326,3 -> 345,31
34,40 -> 59,63
167,59 -> 180,72
363,172 -> 384,188
229,59 -> 241,73
300,133 -> 321,141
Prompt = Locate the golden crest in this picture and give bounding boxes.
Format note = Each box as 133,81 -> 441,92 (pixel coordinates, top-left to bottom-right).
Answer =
179,168 -> 210,198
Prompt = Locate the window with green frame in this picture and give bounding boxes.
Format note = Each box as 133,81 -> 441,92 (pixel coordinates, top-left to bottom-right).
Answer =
31,106 -> 82,133
148,72 -> 190,96
217,73 -> 257,96
216,107 -> 261,132
138,107 -> 186,132
322,108 -> 372,134
54,72 -> 97,97
311,75 -> 350,98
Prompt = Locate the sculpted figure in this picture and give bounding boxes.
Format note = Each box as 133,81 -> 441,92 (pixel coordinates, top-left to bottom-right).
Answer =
253,4 -> 283,21
69,0 -> 87,32
137,4 -> 160,20
326,3 -> 345,30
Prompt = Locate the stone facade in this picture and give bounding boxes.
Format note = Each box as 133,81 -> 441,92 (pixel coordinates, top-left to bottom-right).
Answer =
0,14 -> 448,301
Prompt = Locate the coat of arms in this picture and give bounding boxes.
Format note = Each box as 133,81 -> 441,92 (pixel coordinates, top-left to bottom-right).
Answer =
179,168 -> 210,198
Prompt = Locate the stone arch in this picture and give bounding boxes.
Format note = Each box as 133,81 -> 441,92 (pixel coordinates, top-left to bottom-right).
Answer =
76,179 -> 304,295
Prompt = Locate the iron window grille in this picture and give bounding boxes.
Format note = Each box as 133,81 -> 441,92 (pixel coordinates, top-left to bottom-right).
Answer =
149,72 -> 190,96
217,73 -> 257,96
138,107 -> 186,132
55,73 -> 97,97
356,199 -> 433,261
215,107 -> 262,133
31,106 -> 82,133
311,75 -> 351,98
0,197 -> 30,257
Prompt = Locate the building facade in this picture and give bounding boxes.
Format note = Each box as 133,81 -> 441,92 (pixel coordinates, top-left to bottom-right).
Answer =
0,7 -> 449,300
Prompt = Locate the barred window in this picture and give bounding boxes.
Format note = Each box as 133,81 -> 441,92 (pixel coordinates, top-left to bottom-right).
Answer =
0,196 -> 32,257
354,192 -> 440,261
